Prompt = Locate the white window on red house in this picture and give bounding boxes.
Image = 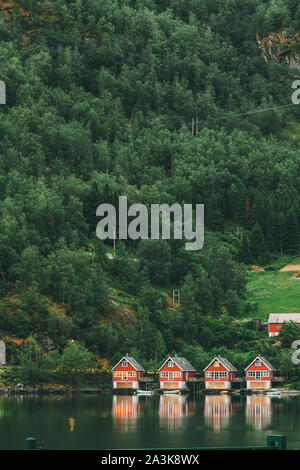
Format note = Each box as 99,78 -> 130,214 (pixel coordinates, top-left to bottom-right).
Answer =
160,371 -> 182,379
255,359 -> 261,366
214,361 -> 220,367
114,371 -> 135,379
168,361 -> 174,367
206,371 -> 227,379
248,370 -> 269,379
122,361 -> 128,367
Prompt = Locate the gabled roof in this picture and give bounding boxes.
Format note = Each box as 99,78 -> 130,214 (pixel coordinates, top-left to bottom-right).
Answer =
245,356 -> 276,372
111,355 -> 145,372
158,356 -> 196,372
203,357 -> 237,372
268,313 -> 300,323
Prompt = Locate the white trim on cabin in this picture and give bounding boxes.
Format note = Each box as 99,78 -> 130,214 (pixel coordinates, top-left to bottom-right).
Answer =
203,357 -> 231,372
244,356 -> 273,372
111,356 -> 142,372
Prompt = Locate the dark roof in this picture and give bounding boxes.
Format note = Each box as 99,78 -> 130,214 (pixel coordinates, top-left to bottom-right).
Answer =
203,357 -> 237,372
126,356 -> 145,371
159,356 -> 196,372
112,356 -> 145,372
245,356 -> 276,371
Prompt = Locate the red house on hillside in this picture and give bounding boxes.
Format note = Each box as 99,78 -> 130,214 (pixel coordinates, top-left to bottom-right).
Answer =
268,313 -> 300,337
158,356 -> 196,390
112,355 -> 145,390
204,357 -> 237,390
245,356 -> 275,390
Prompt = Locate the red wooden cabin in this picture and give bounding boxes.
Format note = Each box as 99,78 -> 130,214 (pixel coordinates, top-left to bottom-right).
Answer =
245,356 -> 275,390
112,355 -> 145,390
268,313 -> 300,337
204,357 -> 237,390
158,356 -> 196,390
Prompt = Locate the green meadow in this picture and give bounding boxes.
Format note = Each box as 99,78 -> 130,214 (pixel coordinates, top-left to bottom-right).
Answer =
246,271 -> 300,321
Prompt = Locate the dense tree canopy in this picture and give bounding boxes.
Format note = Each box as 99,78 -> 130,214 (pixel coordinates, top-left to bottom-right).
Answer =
0,0 -> 299,375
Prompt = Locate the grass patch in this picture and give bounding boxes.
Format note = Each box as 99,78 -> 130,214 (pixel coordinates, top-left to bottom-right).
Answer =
263,254 -> 297,271
287,256 -> 300,265
246,271 -> 300,321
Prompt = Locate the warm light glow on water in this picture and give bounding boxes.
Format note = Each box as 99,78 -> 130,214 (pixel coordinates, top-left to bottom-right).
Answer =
69,417 -> 75,432
0,394 -> 300,449
204,395 -> 232,432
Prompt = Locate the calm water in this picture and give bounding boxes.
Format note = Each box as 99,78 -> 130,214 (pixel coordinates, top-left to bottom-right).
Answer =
0,393 -> 300,450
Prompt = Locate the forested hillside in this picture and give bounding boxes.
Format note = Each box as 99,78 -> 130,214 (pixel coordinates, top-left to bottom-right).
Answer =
0,0 -> 300,384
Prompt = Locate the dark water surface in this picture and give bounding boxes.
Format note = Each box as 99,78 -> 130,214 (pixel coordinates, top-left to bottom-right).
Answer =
0,393 -> 299,450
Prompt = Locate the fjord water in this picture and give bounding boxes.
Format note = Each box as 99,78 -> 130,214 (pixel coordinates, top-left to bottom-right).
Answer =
0,393 -> 299,450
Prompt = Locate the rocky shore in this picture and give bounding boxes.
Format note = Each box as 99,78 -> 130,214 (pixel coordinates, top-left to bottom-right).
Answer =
0,383 -> 103,394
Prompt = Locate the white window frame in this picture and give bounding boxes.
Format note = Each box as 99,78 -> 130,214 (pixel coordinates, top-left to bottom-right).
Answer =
122,361 -> 128,367
206,371 -> 227,380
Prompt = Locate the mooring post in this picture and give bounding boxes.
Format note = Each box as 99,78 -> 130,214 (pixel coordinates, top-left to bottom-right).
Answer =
267,435 -> 287,450
25,437 -> 37,450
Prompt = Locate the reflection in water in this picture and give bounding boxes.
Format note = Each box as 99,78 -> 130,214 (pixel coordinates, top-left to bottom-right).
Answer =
204,395 -> 232,432
159,395 -> 195,429
245,395 -> 272,430
1,394 -> 300,449
69,417 -> 75,432
112,395 -> 143,431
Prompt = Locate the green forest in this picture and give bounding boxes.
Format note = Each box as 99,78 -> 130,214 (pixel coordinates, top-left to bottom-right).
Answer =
0,0 -> 300,387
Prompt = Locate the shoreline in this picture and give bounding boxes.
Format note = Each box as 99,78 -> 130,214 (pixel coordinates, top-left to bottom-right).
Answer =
1,386 -> 300,396
0,384 -> 106,395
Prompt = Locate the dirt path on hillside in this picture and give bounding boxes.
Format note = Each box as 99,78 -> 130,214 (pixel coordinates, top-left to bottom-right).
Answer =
280,264 -> 300,272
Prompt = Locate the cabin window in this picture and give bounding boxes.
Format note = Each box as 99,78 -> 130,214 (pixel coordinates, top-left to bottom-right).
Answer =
114,371 -> 135,379
206,371 -> 227,379
122,361 -> 128,367
248,370 -> 268,379
255,359 -> 261,366
214,361 -> 220,367
160,371 -> 182,379
168,361 -> 174,367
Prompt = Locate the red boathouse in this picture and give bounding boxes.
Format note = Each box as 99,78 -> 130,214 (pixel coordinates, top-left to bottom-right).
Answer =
204,357 -> 237,390
245,356 -> 276,390
112,355 -> 145,390
158,356 -> 196,390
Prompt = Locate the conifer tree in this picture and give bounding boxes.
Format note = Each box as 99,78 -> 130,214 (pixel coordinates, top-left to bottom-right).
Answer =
250,223 -> 265,263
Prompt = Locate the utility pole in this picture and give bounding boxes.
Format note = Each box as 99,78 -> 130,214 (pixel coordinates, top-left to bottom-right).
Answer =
192,117 -> 199,136
172,290 -> 180,309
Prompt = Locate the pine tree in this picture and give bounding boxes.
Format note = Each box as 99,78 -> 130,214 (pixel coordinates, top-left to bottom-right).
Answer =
250,223 -> 265,262
238,232 -> 252,264
284,208 -> 300,254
